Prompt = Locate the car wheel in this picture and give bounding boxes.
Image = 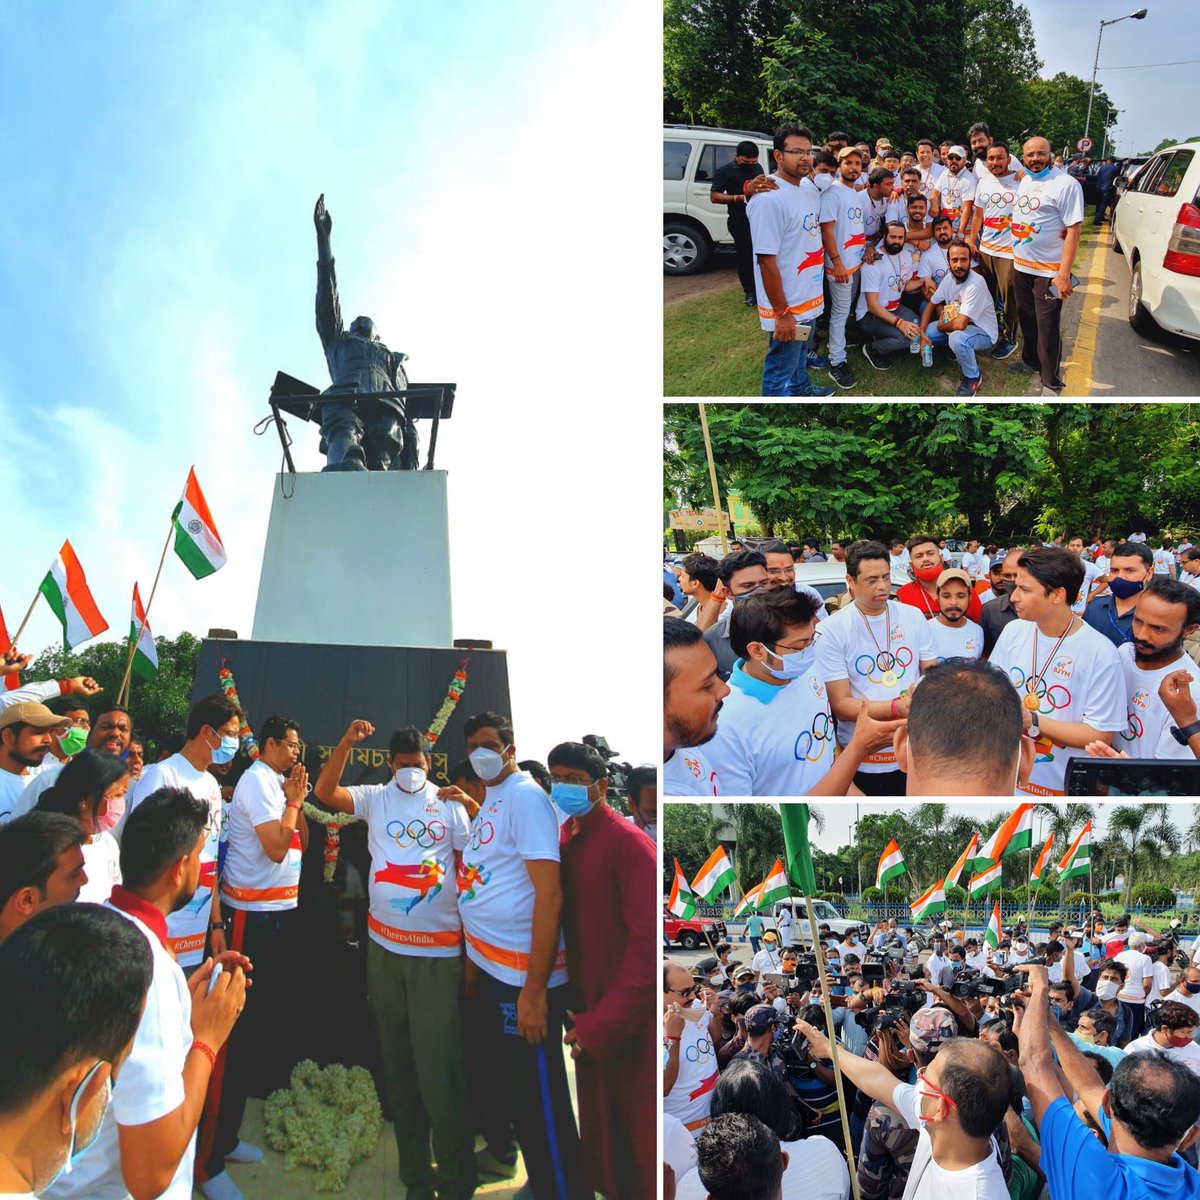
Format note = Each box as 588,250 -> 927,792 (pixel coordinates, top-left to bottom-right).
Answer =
1128,258 -> 1157,335
664,223 -> 710,276
679,931 -> 701,950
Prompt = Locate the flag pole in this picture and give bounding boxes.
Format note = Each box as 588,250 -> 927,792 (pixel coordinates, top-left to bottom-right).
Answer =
1026,842 -> 1033,931
8,588 -> 43,651
696,403 -> 728,558
117,520 -> 174,707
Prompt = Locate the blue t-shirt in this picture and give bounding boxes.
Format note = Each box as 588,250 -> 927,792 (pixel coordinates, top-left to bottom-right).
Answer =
1040,1095 -> 1200,1199
746,915 -> 764,937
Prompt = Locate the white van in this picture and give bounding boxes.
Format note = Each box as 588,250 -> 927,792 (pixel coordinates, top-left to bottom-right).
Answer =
664,124 -> 773,275
771,898 -> 867,946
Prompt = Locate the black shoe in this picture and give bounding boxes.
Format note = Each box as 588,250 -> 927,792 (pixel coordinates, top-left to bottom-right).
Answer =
862,342 -> 891,371
828,361 -> 858,389
744,293 -> 757,308
1008,360 -> 1036,375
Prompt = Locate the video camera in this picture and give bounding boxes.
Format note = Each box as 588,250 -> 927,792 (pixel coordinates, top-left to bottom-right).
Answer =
582,735 -> 631,799
853,1004 -> 909,1033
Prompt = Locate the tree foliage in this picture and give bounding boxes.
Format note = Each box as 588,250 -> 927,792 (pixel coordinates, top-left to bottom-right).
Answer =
662,802 -> 719,890
1024,72 -> 1116,157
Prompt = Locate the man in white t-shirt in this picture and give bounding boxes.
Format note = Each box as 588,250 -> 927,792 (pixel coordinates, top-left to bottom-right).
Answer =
454,711 -> 586,1195
961,541 -> 989,583
820,146 -> 869,390
795,1016 -> 1010,1200
968,141 -> 1023,359
938,146 -> 977,236
665,618 -> 731,796
1166,968 -> 1200,1020
915,139 -> 946,207
202,716 -> 311,1191
1012,136 -> 1084,394
1124,1000 -> 1200,1075
857,221 -> 926,372
47,788 -> 246,1200
1153,540 -> 1178,578
748,123 -> 836,398
0,812 -> 87,945
1066,535 -> 1106,613
0,904 -> 156,1200
0,703 -> 69,827
663,963 -> 722,1135
989,546 -> 1125,796
919,240 -> 997,397
889,540 -> 912,574
813,540 -> 937,795
314,718 -> 476,1199
1115,932 -> 1156,1040
926,570 -> 984,661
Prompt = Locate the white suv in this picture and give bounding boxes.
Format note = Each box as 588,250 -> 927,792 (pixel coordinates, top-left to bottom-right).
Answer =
1112,141 -> 1200,341
664,125 -> 772,275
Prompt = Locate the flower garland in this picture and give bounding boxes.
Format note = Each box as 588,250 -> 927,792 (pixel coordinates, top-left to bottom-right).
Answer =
217,660 -> 259,760
264,1059 -> 382,1192
425,657 -> 470,747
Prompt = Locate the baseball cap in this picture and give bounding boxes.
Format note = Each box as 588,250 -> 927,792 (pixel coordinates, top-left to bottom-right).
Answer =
745,1004 -> 778,1035
948,145 -> 967,158
763,931 -> 777,943
0,701 -> 71,734
936,568 -> 971,590
909,1006 -> 959,1053
733,966 -> 755,982
990,554 -> 1008,570
837,145 -> 864,161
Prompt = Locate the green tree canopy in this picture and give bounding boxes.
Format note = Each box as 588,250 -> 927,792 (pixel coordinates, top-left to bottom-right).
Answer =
1024,72 -> 1116,157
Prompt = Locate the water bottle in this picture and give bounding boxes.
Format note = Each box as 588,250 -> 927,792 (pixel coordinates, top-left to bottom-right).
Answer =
921,342 -> 933,368
909,337 -> 920,355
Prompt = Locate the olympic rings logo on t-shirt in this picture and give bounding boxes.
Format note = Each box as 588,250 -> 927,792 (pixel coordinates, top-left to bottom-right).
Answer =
802,213 -> 820,232
468,821 -> 495,850
1119,712 -> 1144,743
846,206 -> 864,220
794,711 -> 835,763
1015,195 -> 1042,212
385,818 -> 447,849
1008,668 -> 1072,716
981,191 -> 1015,207
685,1037 -> 714,1062
854,647 -> 914,685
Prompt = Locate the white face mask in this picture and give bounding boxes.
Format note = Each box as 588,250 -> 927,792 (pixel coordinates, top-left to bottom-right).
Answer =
394,767 -> 427,793
812,171 -> 834,193
47,1061 -> 110,1186
468,746 -> 508,782
1096,979 -> 1120,1001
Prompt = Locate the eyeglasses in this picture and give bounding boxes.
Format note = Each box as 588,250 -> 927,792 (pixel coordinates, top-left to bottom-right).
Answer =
917,1067 -> 958,1114
779,147 -> 813,156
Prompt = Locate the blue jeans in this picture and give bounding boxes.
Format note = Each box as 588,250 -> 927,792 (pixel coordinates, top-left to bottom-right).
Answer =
762,323 -> 819,396
917,298 -> 949,347
948,325 -> 996,380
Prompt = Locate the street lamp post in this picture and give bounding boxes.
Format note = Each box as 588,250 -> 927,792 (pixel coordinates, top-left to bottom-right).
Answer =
1101,107 -> 1114,160
1085,9 -> 1148,147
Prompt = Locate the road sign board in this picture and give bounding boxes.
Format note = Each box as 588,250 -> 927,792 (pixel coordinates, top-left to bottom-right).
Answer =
1077,137 -> 1093,152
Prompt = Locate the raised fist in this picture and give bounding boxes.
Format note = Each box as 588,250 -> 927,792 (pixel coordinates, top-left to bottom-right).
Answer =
314,194 -> 332,236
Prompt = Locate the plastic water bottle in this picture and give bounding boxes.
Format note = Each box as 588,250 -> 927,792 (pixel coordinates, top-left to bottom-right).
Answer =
909,337 -> 920,354
921,342 -> 933,368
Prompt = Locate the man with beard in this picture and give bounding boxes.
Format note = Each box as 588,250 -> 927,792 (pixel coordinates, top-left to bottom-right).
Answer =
897,535 -> 984,623
1083,542 -> 1155,648
862,167 -> 896,257
918,239 -> 998,396
857,221 -> 926,371
938,146 -> 977,236
759,542 -> 828,620
968,122 -> 996,179
915,139 -> 946,206
748,124 -> 836,397
820,146 -> 869,389
988,547 -> 1125,797
926,569 -> 985,661
900,192 -> 934,256
0,704 -> 69,826
968,140 -> 1022,360
710,141 -> 765,307
915,215 -> 956,349
664,618 -> 730,796
1013,137 -> 1084,396
977,556 -> 1007,606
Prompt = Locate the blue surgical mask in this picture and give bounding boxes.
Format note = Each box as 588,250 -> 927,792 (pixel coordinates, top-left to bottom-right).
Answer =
761,644 -> 815,681
209,732 -> 240,765
47,1060 -> 111,1186
1028,165 -> 1052,180
551,781 -> 595,817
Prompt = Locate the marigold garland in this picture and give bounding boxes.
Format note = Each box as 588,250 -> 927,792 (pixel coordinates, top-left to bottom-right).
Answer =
217,660 -> 259,760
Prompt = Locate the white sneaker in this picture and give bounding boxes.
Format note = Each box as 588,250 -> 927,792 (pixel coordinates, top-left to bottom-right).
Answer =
199,1170 -> 244,1200
226,1140 -> 264,1164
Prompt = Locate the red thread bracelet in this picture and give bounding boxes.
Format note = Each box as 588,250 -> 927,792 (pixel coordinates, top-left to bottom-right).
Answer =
192,1040 -> 217,1070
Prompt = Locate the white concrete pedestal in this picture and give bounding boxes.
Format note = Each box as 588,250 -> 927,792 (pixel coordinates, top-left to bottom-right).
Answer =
252,471 -> 452,648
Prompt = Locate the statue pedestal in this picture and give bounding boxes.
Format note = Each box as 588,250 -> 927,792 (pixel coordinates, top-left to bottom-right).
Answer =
252,470 -> 452,648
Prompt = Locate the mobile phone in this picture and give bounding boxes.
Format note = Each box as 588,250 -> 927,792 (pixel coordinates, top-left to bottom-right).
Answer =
207,962 -> 224,996
1046,273 -> 1080,300
796,323 -> 813,343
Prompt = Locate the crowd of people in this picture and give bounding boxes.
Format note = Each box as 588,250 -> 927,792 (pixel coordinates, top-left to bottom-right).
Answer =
709,123 -> 1103,398
663,909 -> 1200,1199
664,532 -> 1200,797
0,664 -> 657,1200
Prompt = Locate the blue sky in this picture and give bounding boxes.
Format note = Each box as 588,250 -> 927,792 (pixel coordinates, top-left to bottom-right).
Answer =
1,0 -> 659,766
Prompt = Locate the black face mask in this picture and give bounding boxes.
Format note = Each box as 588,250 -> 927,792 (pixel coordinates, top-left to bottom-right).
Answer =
992,580 -> 1008,595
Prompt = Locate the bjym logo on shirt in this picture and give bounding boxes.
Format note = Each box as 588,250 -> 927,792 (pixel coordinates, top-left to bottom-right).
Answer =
1052,656 -> 1074,679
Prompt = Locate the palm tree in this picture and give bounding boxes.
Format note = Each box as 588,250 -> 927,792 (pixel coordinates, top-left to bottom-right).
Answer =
1108,804 -> 1182,908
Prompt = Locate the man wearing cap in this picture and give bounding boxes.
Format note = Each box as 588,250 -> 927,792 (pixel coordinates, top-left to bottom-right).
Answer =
977,556 -> 1007,606
980,550 -> 1022,656
897,536 -> 984,623
938,146 -> 977,236
752,930 -> 783,975
710,141 -> 766,307
731,1004 -> 791,1086
0,702 -> 70,825
926,569 -> 985,661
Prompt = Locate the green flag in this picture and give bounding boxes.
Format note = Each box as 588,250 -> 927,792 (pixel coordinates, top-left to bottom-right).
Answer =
779,803 -> 817,896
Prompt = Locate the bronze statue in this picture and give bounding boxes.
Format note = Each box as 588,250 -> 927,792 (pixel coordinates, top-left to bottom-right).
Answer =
314,195 -> 418,471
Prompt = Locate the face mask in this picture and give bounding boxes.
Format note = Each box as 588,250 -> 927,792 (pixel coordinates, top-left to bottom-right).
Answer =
59,726 -> 88,756
760,644 -> 815,681
551,781 -> 595,817
394,767 -> 427,793
1169,1033 -> 1195,1048
1096,980 -> 1120,1001
95,794 -> 125,835
47,1061 -> 110,1186
1075,1031 -> 1096,1044
1028,165 -> 1053,180
912,563 -> 943,583
1186,982 -> 1200,995
732,586 -> 765,603
469,746 -> 507,782
208,731 -> 239,765
1109,577 -> 1146,599
812,172 -> 834,193
643,823 -> 658,841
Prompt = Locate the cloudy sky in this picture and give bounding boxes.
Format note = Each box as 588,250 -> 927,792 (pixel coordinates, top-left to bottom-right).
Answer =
1,0 -> 658,765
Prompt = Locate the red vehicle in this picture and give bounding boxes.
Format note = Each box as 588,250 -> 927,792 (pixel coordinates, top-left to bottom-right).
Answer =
663,904 -> 728,951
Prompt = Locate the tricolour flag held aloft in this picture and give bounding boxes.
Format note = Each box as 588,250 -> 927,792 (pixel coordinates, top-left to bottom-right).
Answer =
946,832 -> 979,888
969,861 -> 1003,898
733,880 -> 766,917
910,881 -> 946,922
985,901 -> 1002,948
0,605 -> 18,690
39,541 -> 109,650
130,583 -> 158,682
977,804 -> 1034,864
779,803 -> 818,895
876,839 -> 907,888
668,858 -> 697,920
1029,834 -> 1056,884
1057,821 -> 1093,882
172,467 -> 227,579
757,859 -> 791,907
691,847 -> 736,903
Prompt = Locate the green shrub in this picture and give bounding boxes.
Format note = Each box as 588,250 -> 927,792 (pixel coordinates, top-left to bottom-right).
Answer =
817,892 -> 846,904
1131,883 -> 1176,908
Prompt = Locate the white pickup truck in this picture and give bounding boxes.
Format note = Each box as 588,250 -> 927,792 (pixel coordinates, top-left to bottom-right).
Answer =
771,899 -> 868,946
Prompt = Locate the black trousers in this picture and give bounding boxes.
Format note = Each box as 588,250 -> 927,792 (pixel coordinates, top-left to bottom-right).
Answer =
853,769 -> 908,796
1094,188 -> 1115,224
1013,270 -> 1064,390
729,217 -> 755,298
858,305 -> 921,359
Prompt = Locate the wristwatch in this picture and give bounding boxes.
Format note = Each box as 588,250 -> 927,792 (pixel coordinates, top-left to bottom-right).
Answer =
1170,719 -> 1200,746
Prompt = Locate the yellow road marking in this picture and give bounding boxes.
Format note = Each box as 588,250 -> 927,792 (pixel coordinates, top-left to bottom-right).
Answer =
1063,231 -> 1109,397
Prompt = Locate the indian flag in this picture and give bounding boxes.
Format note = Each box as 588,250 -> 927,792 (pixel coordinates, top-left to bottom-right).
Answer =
691,847 -> 736,903
39,541 -> 109,650
977,804 -> 1034,864
876,839 -> 906,888
1029,834 -> 1056,884
910,881 -> 946,921
758,858 -> 791,907
0,605 -> 17,690
668,858 -> 697,919
1057,821 -> 1093,882
945,833 -> 979,888
130,583 -> 158,681
733,879 -> 766,917
985,901 -> 1002,949
172,468 -> 227,579
969,861 -> 1003,898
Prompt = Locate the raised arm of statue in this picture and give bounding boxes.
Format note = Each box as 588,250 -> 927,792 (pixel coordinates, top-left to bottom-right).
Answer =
314,194 -> 343,351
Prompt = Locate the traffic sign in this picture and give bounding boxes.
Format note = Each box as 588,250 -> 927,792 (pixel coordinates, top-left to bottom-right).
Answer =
1077,137 -> 1093,152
